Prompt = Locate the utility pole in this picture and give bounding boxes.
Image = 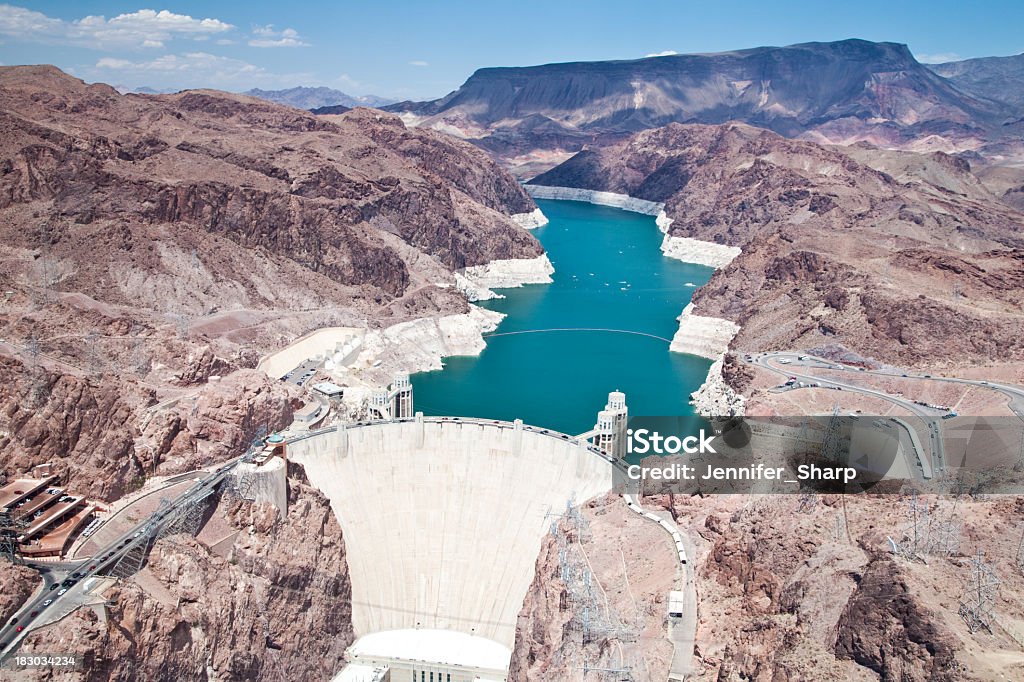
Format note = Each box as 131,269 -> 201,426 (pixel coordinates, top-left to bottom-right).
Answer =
959,550 -> 1000,633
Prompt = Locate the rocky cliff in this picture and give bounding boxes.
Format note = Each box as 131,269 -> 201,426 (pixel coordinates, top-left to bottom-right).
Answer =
532,122 -> 1024,369
18,468 -> 354,681
0,348 -> 294,502
648,493 -> 1024,680
510,495 -> 675,681
929,53 -> 1024,109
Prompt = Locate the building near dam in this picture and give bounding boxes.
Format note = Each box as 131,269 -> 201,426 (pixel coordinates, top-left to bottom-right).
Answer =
287,415 -> 619,680
593,390 -> 629,458
370,374 -> 415,421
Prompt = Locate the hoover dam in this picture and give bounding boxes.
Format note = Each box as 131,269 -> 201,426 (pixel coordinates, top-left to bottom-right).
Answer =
286,416 -> 619,680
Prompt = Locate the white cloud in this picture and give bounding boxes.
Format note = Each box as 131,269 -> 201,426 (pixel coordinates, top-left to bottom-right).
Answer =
408,60 -> 429,67
915,51 -> 963,64
89,51 -> 311,90
336,73 -> 361,89
248,24 -> 309,48
0,5 -> 233,50
645,50 -> 678,58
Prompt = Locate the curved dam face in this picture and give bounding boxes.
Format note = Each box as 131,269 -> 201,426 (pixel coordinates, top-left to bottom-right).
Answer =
287,418 -> 614,670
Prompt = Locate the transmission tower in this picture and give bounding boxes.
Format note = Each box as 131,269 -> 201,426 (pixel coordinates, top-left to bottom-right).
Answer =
958,551 -> 1000,633
834,511 -> 847,542
552,501 -> 633,651
797,492 -> 819,513
1015,526 -> 1024,575
896,493 -> 960,560
820,404 -> 844,462
0,511 -> 27,563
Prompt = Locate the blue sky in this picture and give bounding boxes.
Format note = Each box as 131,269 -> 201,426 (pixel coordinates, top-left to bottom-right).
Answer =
1,1 -> 1022,100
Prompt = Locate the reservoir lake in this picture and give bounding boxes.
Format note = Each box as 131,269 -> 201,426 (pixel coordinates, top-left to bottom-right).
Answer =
412,199 -> 715,436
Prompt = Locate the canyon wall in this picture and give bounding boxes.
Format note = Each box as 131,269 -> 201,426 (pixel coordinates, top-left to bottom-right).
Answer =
531,121 -> 1024,383
18,471 -> 354,681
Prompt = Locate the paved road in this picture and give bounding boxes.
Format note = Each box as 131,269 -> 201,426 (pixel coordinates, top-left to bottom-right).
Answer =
755,352 -> 1024,417
0,459 -> 244,660
747,352 -> 948,473
627,497 -> 695,680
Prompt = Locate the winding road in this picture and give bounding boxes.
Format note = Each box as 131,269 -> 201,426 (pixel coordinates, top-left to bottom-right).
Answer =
746,352 -> 1024,475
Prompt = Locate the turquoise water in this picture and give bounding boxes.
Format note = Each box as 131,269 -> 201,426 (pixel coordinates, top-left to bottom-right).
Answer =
411,199 -> 716,436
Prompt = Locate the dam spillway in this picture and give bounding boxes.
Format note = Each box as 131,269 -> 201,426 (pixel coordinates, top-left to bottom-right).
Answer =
286,418 -> 616,677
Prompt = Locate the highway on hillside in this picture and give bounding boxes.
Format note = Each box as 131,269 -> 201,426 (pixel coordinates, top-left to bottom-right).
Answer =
754,352 -> 1024,418
0,457 -> 246,662
745,352 -> 948,473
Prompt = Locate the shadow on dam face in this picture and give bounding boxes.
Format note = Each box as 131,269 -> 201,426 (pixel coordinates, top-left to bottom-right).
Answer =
287,419 -> 615,671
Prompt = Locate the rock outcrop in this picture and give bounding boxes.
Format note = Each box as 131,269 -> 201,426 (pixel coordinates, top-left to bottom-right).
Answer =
456,254 -> 555,300
655,494 -> 983,680
18,470 -> 354,681
0,561 -> 38,626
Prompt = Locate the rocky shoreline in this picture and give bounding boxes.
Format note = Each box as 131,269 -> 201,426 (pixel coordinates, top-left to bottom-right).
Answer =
455,253 -> 555,301
523,184 -> 746,416
669,303 -> 740,360
357,305 -> 505,375
523,184 -> 741,268
511,208 -> 549,229
660,235 -> 741,269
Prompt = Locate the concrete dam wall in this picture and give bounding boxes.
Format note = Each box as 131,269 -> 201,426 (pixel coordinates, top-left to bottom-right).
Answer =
287,419 -> 615,651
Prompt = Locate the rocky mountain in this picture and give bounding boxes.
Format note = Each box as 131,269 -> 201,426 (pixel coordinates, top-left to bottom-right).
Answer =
929,53 -> 1024,109
387,39 -> 1015,172
650,492 -> 1017,680
246,86 -> 394,110
0,64 -> 544,501
310,104 -> 351,115
531,122 -> 1024,367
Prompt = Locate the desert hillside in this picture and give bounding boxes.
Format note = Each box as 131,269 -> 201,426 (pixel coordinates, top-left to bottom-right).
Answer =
532,122 -> 1024,367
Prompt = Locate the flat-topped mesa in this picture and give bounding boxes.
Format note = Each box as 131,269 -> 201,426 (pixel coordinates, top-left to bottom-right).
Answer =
386,39 -> 1009,162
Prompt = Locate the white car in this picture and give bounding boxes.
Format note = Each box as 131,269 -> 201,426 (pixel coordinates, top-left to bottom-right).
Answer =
57,588 -> 68,596
42,599 -> 52,606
